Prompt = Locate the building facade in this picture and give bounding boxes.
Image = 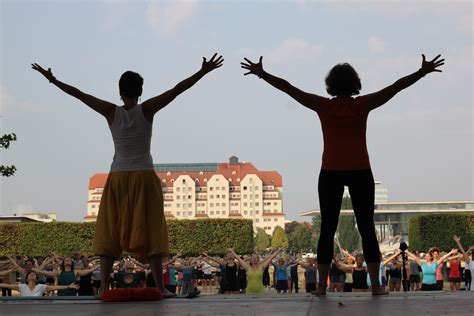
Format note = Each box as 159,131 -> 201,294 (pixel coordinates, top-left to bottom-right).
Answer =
343,181 -> 388,204
85,156 -> 286,234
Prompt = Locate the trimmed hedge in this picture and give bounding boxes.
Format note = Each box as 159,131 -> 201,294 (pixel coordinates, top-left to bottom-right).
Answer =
408,213 -> 474,251
0,219 -> 254,257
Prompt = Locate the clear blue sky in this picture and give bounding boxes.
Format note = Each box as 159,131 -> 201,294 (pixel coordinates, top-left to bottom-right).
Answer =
1,0 -> 472,222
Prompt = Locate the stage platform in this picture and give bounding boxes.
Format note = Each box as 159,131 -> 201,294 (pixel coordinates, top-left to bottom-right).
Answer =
0,291 -> 472,316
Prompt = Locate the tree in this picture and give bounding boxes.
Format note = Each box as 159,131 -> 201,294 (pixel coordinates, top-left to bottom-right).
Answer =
255,227 -> 271,252
271,226 -> 289,250
1,133 -> 17,177
337,196 -> 361,252
311,215 -> 322,250
289,225 -> 313,253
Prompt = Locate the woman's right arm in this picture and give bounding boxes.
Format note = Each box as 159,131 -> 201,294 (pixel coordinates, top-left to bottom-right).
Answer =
31,63 -> 116,122
405,251 -> 422,266
453,235 -> 470,262
365,54 -> 444,111
0,283 -> 19,290
241,56 -> 324,112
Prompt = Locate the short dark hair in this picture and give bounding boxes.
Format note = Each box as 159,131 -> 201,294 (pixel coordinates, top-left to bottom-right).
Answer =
119,71 -> 144,99
25,271 -> 37,282
325,63 -> 361,97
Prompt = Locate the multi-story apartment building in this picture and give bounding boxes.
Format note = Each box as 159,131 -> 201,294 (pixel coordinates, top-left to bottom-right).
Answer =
85,156 -> 286,234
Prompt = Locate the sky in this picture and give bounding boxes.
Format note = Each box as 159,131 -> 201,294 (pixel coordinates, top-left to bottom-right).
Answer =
0,0 -> 472,222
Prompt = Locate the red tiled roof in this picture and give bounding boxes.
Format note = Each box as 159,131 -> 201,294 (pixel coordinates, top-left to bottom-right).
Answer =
89,173 -> 108,190
88,162 -> 282,190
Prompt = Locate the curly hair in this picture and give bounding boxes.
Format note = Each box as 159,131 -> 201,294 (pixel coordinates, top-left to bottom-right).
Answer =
325,63 -> 361,97
119,71 -> 144,99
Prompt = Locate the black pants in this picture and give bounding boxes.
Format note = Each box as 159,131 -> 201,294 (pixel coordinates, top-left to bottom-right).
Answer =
317,169 -> 380,264
290,275 -> 298,293
2,288 -> 12,297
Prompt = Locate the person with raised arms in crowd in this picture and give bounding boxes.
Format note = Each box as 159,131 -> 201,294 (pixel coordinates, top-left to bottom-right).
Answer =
228,248 -> 283,294
29,256 -> 100,296
406,248 -> 458,291
453,235 -> 474,291
0,271 -> 79,297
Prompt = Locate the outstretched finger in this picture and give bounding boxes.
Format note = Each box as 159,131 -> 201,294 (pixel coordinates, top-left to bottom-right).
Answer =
209,53 -> 217,62
243,57 -> 253,64
431,54 -> 441,62
422,54 -> 426,63
214,56 -> 224,64
241,64 -> 251,70
259,56 -> 263,64
244,71 -> 252,76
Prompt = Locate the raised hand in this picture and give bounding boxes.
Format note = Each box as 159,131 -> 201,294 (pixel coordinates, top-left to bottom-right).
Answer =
420,54 -> 444,75
453,235 -> 461,243
201,53 -> 224,73
241,56 -> 264,77
31,63 -> 55,82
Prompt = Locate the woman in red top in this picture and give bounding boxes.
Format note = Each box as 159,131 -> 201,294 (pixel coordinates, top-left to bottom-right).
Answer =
448,251 -> 464,291
241,54 -> 444,296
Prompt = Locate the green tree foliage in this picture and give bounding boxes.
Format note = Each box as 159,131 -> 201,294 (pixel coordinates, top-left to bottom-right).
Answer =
255,227 -> 271,252
0,219 -> 254,257
0,133 -> 17,177
271,226 -> 289,250
288,225 -> 313,253
311,215 -> 322,249
408,213 -> 474,251
337,215 -> 361,252
337,196 -> 361,252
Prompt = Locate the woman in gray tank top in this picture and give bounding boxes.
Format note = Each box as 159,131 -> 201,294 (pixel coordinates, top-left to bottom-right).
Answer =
31,54 -> 223,298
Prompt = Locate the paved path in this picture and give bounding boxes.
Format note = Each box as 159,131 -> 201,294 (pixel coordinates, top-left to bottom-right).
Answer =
1,291 -> 472,315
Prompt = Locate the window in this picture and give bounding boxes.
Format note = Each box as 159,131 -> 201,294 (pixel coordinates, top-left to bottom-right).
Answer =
216,211 -> 220,215
222,203 -> 226,207
221,187 -> 225,191
256,211 -> 259,214
244,211 -> 248,215
274,202 -> 278,205
222,211 -> 226,215
177,203 -> 181,207
210,195 -> 214,199
243,186 -> 247,190
255,202 -> 259,206
188,187 -> 192,191
210,203 -> 214,207
255,219 -> 259,223
243,194 -> 248,199
217,195 -> 220,198
250,202 -> 254,207
188,211 -> 192,216
255,195 -> 259,198
210,211 -> 214,215
92,205 -> 96,208
255,186 -> 259,190
210,187 -> 214,191
216,203 -> 220,206
274,218 -> 278,222
176,188 -> 181,192
222,195 -> 226,199
177,212 -> 181,216
250,211 -> 254,216
188,203 -> 192,207
177,196 -> 180,200
188,195 -> 192,199
244,203 -> 247,207
182,179 -> 186,184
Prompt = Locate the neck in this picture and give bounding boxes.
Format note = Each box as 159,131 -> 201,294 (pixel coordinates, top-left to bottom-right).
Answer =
27,281 -> 36,288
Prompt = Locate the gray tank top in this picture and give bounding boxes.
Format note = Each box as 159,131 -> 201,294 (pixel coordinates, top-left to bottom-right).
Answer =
409,260 -> 420,275
109,104 -> 154,172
